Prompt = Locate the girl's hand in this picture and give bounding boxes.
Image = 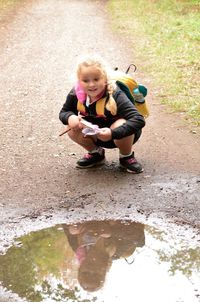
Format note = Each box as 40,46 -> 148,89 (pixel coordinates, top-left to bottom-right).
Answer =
97,127 -> 112,142
68,115 -> 82,131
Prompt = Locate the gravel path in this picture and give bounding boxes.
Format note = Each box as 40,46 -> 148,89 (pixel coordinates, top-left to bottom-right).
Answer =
0,0 -> 200,256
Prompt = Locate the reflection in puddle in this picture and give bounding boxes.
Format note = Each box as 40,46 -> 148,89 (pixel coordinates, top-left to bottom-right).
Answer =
0,220 -> 199,302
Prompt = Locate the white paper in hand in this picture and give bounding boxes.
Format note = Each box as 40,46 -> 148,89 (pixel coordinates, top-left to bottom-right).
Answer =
80,120 -> 100,136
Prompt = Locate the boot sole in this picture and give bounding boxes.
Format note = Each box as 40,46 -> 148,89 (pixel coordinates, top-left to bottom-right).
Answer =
76,159 -> 105,169
120,164 -> 144,174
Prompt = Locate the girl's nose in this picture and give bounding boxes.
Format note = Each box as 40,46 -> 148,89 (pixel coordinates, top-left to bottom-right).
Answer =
88,80 -> 95,87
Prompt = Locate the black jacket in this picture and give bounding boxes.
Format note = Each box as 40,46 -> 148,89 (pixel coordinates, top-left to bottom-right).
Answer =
59,87 -> 145,140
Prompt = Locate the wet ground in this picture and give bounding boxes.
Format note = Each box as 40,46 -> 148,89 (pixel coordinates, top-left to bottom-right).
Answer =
1,219 -> 200,302
0,0 -> 200,301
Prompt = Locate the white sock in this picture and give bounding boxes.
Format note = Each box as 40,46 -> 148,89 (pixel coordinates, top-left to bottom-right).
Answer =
119,152 -> 132,158
90,147 -> 104,154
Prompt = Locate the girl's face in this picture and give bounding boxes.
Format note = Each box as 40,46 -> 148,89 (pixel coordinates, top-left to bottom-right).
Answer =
78,66 -> 107,100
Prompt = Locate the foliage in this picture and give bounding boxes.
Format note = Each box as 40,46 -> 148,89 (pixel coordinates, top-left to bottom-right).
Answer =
0,227 -> 90,302
0,0 -> 21,11
146,226 -> 200,277
158,247 -> 200,277
0,0 -> 26,23
107,0 -> 200,125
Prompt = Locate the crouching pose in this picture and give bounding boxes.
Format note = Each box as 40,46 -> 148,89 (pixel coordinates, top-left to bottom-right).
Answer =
59,55 -> 145,173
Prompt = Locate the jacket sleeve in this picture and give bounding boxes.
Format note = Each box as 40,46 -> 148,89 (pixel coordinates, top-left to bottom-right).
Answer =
59,88 -> 79,125
111,89 -> 146,140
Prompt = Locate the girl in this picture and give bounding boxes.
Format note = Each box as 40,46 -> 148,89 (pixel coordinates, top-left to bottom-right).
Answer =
59,56 -> 145,173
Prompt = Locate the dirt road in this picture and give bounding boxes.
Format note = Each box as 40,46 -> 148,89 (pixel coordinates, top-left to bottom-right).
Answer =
0,0 -> 200,259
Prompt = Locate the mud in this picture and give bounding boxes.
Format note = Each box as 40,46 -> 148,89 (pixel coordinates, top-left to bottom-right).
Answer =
0,0 -> 200,301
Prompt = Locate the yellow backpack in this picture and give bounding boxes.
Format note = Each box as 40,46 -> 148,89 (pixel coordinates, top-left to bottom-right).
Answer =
112,64 -> 149,118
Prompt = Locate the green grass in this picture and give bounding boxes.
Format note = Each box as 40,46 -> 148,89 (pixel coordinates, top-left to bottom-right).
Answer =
0,0 -> 21,10
0,0 -> 23,21
107,0 -> 200,125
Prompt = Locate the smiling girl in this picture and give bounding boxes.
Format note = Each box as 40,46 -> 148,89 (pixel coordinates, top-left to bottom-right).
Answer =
59,55 -> 145,173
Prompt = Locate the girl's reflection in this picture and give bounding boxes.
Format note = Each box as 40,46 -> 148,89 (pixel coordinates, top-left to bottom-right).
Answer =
63,220 -> 145,292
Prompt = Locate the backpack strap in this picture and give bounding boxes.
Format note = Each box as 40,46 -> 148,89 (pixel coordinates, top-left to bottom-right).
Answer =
96,97 -> 107,117
77,100 -> 87,115
77,98 -> 107,117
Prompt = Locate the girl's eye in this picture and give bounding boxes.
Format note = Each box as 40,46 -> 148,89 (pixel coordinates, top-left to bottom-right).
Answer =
94,78 -> 99,82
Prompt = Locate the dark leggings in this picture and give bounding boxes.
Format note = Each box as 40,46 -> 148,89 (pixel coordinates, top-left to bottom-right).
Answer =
95,129 -> 142,149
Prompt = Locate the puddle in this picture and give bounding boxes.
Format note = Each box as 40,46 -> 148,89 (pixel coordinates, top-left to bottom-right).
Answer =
0,219 -> 200,302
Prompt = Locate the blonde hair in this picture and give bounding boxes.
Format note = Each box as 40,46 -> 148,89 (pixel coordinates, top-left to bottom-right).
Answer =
76,55 -> 117,115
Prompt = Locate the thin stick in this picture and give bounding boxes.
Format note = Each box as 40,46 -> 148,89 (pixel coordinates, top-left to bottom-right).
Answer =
59,127 -> 71,137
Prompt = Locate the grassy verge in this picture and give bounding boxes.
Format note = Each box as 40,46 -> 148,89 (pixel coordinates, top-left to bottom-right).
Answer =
0,0 -> 24,22
107,0 -> 200,126
0,0 -> 21,11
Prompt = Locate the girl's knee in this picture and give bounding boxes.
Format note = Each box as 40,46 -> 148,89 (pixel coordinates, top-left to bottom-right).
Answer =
68,129 -> 82,140
111,118 -> 126,129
